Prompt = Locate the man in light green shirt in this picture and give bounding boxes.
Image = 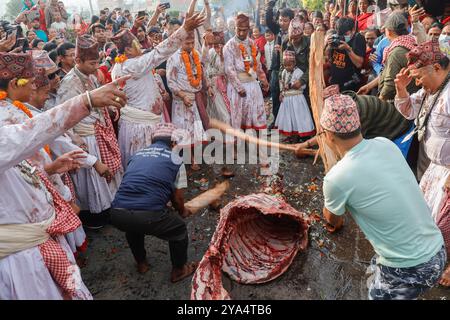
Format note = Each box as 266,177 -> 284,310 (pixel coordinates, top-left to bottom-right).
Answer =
320,94 -> 445,300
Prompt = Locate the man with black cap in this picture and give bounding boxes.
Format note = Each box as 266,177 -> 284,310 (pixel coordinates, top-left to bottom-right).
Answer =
110,123 -> 198,281
326,17 -> 366,92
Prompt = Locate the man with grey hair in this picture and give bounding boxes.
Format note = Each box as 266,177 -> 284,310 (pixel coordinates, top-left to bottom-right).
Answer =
358,12 -> 419,101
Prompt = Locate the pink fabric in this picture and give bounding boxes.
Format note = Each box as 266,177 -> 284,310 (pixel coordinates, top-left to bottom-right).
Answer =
216,75 -> 231,113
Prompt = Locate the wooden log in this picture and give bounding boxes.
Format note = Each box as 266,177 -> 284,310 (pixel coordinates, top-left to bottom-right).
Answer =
209,118 -> 316,154
309,30 -> 338,172
185,181 -> 230,215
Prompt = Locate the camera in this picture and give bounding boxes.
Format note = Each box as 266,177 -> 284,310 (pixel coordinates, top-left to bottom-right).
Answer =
343,73 -> 361,90
330,34 -> 344,49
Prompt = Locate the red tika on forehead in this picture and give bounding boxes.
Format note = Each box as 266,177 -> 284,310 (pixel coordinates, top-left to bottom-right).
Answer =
0,52 -> 35,80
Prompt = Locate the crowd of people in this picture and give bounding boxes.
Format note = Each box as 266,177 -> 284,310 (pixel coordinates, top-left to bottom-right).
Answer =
0,0 -> 449,300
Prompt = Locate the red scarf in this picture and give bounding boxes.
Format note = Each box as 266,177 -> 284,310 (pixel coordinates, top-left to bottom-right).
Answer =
357,12 -> 373,31
382,35 -> 417,65
37,170 -> 81,299
94,109 -> 122,182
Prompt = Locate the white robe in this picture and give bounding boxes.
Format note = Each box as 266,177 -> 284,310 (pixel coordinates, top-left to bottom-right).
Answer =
0,96 -> 92,300
57,67 -> 122,214
111,27 -> 189,168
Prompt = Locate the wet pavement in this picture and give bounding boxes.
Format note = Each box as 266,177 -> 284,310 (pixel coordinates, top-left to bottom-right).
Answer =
81,150 -> 450,300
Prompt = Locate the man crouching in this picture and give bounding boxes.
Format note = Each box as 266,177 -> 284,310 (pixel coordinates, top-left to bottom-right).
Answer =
110,123 -> 198,282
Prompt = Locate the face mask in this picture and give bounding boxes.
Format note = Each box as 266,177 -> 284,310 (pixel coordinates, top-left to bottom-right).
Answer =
439,34 -> 450,59
344,35 -> 352,43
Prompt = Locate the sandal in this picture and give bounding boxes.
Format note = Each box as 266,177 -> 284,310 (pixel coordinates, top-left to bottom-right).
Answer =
170,261 -> 199,283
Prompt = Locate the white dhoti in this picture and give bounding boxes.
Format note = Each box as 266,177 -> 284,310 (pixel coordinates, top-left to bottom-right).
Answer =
172,94 -> 208,146
118,106 -> 163,168
228,73 -> 267,130
70,123 -> 121,214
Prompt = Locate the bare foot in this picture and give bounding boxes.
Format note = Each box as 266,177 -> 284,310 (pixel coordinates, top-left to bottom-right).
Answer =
137,261 -> 150,274
191,164 -> 201,171
221,167 -> 235,178
170,261 -> 199,283
439,265 -> 450,287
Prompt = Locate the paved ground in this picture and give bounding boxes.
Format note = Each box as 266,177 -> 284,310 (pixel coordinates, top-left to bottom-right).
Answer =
80,150 -> 449,300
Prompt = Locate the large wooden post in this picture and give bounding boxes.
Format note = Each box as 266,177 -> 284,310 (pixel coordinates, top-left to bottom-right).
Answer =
308,30 -> 338,173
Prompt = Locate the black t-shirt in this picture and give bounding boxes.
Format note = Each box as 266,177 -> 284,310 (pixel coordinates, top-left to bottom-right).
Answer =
329,32 -> 366,88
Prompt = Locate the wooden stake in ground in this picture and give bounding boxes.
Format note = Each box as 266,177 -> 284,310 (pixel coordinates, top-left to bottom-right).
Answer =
309,30 -> 338,172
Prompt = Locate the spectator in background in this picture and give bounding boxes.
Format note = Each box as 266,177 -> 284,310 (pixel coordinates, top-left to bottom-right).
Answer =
45,0 -> 68,30
90,23 -> 107,52
304,22 -> 314,36
264,29 -> 275,77
97,42 -> 117,85
148,27 -> 163,48
312,11 -> 324,29
43,41 -> 57,52
91,15 -> 100,25
57,42 -> 75,78
31,38 -> 45,50
31,17 -> 48,42
252,26 -> 267,69
421,15 -> 437,34
265,2 -> 295,129
357,0 -> 374,31
225,17 -> 236,42
131,17 -> 152,50
26,30 -> 37,43
99,10 -> 108,26
428,23 -> 443,41
168,19 -> 182,37
362,28 -> 378,89
326,17 -> 366,92
50,12 -> 67,39
47,28 -> 63,46
347,1 -> 358,20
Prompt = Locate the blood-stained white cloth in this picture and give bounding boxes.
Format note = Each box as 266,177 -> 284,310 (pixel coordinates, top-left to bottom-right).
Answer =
203,48 -> 234,144
395,80 -> 450,251
26,103 -> 88,253
57,67 -> 122,214
0,96 -> 92,300
223,36 -> 268,130
394,81 -> 450,167
275,68 -> 315,137
111,27 -> 188,168
167,49 -> 208,146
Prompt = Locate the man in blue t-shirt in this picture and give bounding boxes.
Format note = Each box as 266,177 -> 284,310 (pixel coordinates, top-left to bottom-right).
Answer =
319,94 -> 445,300
110,123 -> 198,282
30,17 -> 48,42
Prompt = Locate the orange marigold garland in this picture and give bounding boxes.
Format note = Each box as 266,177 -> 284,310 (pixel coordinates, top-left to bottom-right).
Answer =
115,54 -> 128,64
0,91 -> 51,156
239,43 -> 258,74
181,49 -> 202,88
